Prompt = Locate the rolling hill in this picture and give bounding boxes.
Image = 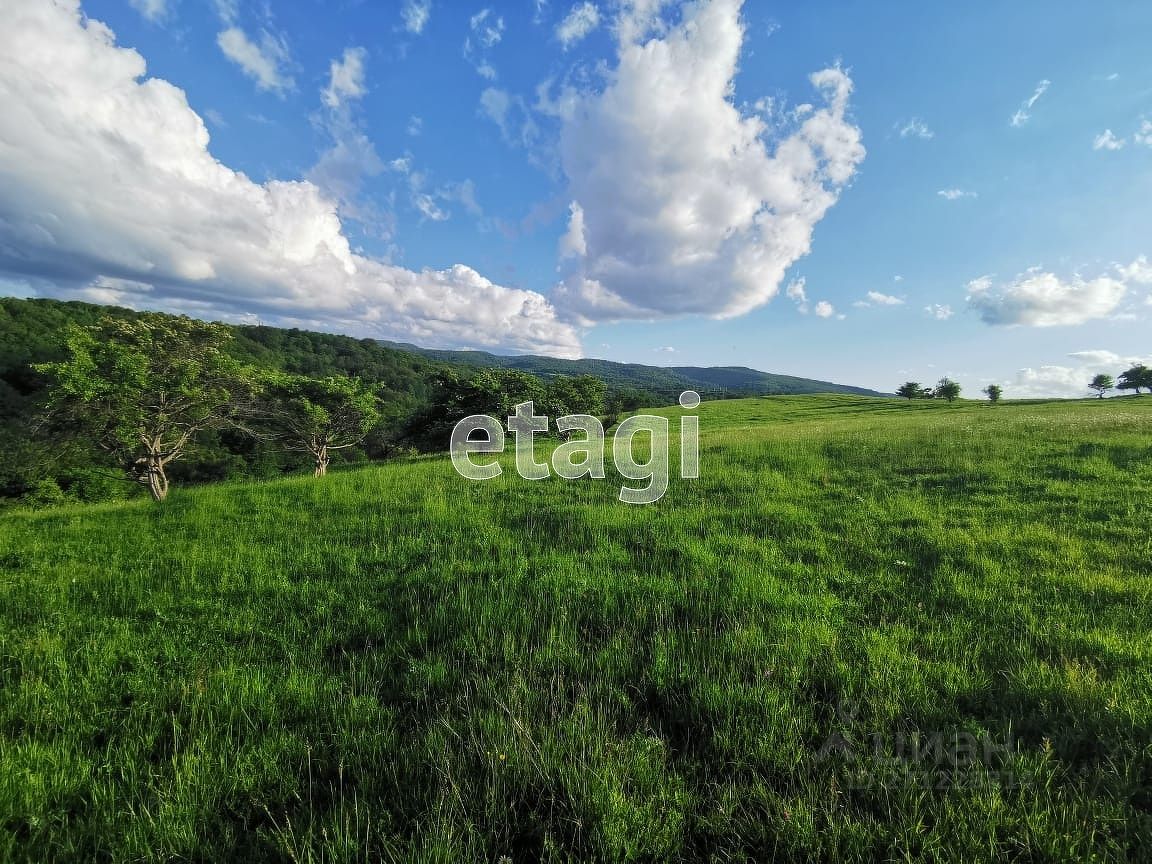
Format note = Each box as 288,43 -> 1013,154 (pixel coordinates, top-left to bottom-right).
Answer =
378,340 -> 886,399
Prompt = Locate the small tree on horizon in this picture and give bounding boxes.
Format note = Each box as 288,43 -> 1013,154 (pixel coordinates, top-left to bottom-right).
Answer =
1117,365 -> 1152,396
983,384 -> 1002,404
1089,373 -> 1115,399
34,315 -> 251,502
897,381 -> 923,400
935,378 -> 962,403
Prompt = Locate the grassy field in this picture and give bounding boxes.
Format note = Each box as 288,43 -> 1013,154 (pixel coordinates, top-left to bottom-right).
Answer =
1,395 -> 1150,862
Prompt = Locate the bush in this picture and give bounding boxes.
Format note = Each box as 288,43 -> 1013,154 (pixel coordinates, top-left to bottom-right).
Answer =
21,478 -> 68,509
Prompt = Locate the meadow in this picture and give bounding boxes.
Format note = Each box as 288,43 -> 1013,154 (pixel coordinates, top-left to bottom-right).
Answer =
1,395 -> 1149,862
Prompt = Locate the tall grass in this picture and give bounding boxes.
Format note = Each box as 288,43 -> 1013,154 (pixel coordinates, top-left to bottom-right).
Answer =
1,395 -> 1150,861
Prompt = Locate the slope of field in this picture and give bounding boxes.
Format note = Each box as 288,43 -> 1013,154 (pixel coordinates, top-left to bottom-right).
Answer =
1,396 -> 1150,862
379,341 -> 887,398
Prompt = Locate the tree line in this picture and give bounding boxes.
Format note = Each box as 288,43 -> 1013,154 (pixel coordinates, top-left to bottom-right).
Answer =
26,314 -> 614,504
895,378 -> 964,402
896,364 -> 1152,404
1089,365 -> 1152,398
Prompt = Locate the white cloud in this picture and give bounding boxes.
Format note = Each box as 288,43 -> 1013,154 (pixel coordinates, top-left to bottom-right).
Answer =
217,26 -> 294,94
895,118 -> 933,140
1068,349 -> 1127,367
551,0 -> 864,323
478,87 -> 540,150
556,2 -> 600,49
559,202 -> 587,258
813,300 -> 835,318
966,267 -> 1128,327
861,290 -> 904,306
1092,129 -> 1124,151
401,0 -> 431,34
937,188 -> 976,201
1135,120 -> 1152,148
129,0 -> 168,22
654,345 -> 676,353
479,87 -> 512,134
306,129 -> 386,224
407,115 -> 423,136
1118,255 -> 1152,284
322,47 -> 367,109
470,8 -> 505,47
1012,350 -> 1152,398
1011,366 -> 1098,399
785,277 -> 809,313
924,304 -> 953,320
0,0 -> 580,357
464,9 -> 505,78
1010,79 -> 1050,127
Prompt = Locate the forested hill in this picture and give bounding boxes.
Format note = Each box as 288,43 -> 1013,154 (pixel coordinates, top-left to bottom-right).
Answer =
0,296 -> 878,503
379,342 -> 885,399
1,299 -> 883,421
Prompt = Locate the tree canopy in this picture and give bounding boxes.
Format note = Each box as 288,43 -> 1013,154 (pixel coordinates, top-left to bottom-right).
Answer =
35,315 -> 252,501
1117,365 -> 1152,395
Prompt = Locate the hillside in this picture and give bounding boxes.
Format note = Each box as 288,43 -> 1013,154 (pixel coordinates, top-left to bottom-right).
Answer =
379,340 -> 886,399
1,395 -> 1149,861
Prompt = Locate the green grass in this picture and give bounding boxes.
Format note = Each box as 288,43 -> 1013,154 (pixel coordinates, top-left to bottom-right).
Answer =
1,395 -> 1150,862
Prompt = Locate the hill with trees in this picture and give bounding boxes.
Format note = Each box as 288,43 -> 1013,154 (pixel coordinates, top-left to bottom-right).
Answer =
378,341 -> 886,400
0,298 -> 882,504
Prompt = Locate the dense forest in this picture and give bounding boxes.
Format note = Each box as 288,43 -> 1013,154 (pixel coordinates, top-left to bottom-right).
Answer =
0,297 -> 879,506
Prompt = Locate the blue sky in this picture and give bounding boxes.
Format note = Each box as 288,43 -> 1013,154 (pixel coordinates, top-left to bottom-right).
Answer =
1,0 -> 1150,396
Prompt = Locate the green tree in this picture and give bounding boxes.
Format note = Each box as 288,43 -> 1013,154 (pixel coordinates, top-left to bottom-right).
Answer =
34,315 -> 251,502
983,384 -> 1003,403
1117,365 -> 1152,395
897,381 -> 931,400
258,374 -> 381,477
934,378 -> 962,403
546,375 -> 608,416
1089,373 -> 1114,399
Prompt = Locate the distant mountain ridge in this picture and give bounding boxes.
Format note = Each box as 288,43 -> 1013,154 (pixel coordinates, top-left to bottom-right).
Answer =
377,341 -> 886,399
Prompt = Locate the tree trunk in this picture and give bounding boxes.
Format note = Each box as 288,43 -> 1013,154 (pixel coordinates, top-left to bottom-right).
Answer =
147,467 -> 169,502
136,454 -> 169,502
314,445 -> 329,478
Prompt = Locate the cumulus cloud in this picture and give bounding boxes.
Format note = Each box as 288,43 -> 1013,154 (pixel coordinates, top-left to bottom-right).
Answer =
401,0 -> 431,34
551,0 -> 864,323
322,47 -> 367,109
1010,79 -> 1050,127
966,268 -> 1127,326
895,118 -> 933,140
813,300 -> 835,318
937,188 -> 976,201
1012,349 -> 1152,398
1136,120 -> 1152,148
1118,255 -> 1152,284
556,2 -> 601,49
217,26 -> 294,94
0,1 -> 580,356
1092,129 -> 1125,151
